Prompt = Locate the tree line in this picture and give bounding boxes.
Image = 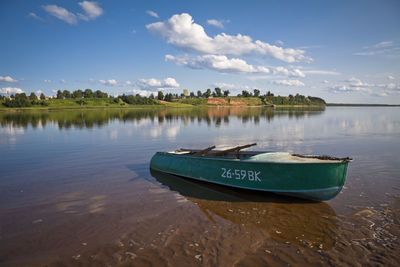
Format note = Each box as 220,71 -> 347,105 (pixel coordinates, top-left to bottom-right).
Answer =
1,87 -> 325,107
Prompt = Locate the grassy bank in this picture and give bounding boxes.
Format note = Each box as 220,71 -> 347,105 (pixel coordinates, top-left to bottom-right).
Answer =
0,96 -> 326,111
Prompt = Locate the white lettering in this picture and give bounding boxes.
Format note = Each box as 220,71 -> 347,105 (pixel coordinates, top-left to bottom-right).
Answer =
221,168 -> 262,182
248,170 -> 254,181
221,168 -> 226,178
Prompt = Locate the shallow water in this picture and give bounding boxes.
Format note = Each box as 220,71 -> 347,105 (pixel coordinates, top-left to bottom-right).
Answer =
0,106 -> 399,266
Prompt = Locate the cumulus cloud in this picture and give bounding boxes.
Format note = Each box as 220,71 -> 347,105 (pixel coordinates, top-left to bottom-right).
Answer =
60,79 -> 66,84
132,89 -> 156,97
165,54 -> 270,74
36,90 -> 43,95
44,79 -> 51,83
43,5 -> 78,24
272,66 -> 305,77
387,75 -> 395,80
272,80 -> 305,87
0,76 -> 18,83
0,87 -> 25,95
43,1 -> 103,24
99,79 -> 118,86
137,77 -> 180,90
212,82 -> 251,91
147,13 -> 311,63
78,1 -> 103,21
146,10 -> 159,18
207,19 -> 229,29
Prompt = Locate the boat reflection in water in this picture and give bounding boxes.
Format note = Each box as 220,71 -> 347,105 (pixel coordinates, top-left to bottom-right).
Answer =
151,169 -> 339,250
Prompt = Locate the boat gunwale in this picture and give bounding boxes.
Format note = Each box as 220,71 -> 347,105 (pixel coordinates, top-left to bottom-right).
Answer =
158,151 -> 349,165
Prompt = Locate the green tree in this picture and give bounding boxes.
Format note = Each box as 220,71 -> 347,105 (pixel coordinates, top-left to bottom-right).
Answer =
29,92 -> 37,101
214,87 -> 222,97
190,92 -> 195,98
242,90 -> 251,97
149,93 -> 154,99
165,93 -> 173,102
197,90 -> 202,98
63,90 -> 71,99
204,88 -> 212,98
223,90 -> 230,97
157,91 -> 164,100
253,89 -> 260,97
95,90 -> 107,98
56,90 -> 63,99
40,93 -> 46,100
83,89 -> 93,98
72,89 -> 83,98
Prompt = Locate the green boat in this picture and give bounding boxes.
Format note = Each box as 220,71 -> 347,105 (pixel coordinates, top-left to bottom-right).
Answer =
150,144 -> 351,201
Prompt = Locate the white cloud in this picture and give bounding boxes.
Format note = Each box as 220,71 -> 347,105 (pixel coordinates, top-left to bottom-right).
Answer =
99,79 -> 118,86
44,79 -> 51,83
60,79 -> 66,84
165,54 -> 270,74
329,77 -> 400,95
43,2 -> 102,25
132,89 -> 156,97
131,29 -> 137,34
27,12 -> 44,21
275,40 -> 284,45
354,50 -> 385,56
272,80 -> 305,87
329,85 -> 371,94
207,19 -> 228,29
137,77 -> 180,91
302,70 -> 340,75
363,41 -> 394,49
212,82 -> 251,91
78,1 -> 103,21
322,80 -> 329,84
146,10 -> 159,18
272,66 -> 305,77
387,75 -> 395,80
43,5 -> 78,24
354,41 -> 399,57
0,87 -> 25,95
147,13 -> 311,63
36,90 -> 43,95
0,76 -> 18,83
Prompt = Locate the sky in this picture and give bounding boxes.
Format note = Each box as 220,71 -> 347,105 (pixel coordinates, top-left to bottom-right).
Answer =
0,0 -> 399,104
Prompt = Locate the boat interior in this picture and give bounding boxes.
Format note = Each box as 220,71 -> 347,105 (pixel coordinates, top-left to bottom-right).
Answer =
172,144 -> 351,163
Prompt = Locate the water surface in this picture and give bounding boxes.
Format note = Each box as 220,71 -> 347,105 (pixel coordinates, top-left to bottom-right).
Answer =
0,107 -> 399,266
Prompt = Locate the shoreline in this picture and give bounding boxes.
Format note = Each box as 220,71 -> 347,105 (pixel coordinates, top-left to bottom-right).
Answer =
0,104 -> 326,112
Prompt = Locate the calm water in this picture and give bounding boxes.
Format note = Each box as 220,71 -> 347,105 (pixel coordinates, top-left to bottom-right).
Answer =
0,107 -> 399,266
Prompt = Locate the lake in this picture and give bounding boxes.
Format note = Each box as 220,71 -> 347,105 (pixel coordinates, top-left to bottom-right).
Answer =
0,106 -> 399,266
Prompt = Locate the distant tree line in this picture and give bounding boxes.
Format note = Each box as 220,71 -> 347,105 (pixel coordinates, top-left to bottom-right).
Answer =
1,87 -> 325,107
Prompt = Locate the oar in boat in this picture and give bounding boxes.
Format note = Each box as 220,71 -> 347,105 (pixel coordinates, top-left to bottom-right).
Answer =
209,143 -> 257,156
191,145 -> 216,155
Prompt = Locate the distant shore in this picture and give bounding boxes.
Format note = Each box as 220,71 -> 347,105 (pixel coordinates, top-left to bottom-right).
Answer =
327,103 -> 400,107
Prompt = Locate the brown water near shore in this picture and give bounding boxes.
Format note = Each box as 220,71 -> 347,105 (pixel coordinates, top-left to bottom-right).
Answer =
0,107 -> 399,266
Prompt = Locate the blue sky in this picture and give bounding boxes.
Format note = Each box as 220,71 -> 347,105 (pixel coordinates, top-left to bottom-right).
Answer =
0,0 -> 399,103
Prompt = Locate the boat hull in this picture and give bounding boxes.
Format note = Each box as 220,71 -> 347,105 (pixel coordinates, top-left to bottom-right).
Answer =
150,152 -> 349,201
